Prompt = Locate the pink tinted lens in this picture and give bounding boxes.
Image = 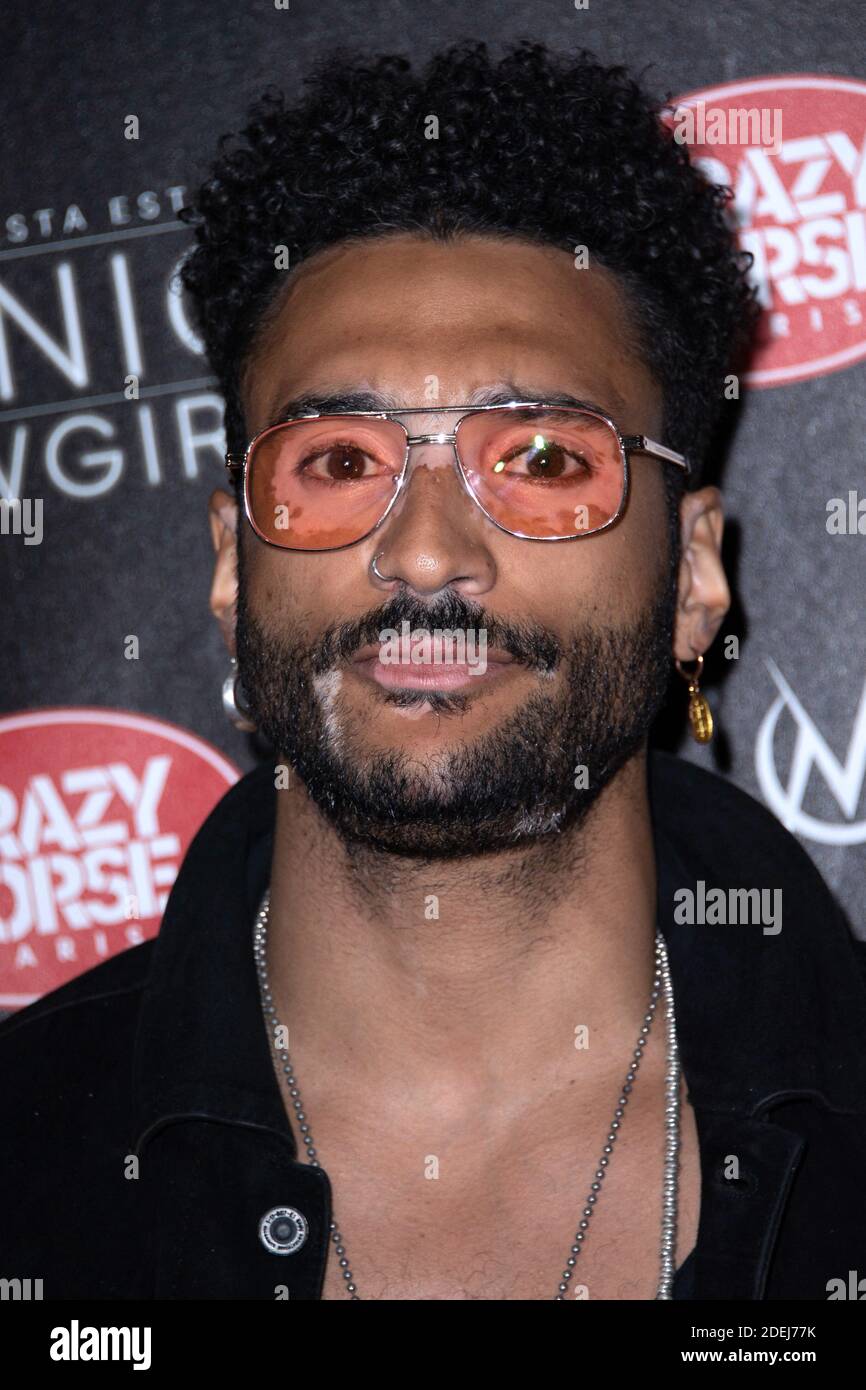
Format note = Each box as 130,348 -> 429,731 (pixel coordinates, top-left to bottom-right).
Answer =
456,408 -> 625,538
247,417 -> 407,549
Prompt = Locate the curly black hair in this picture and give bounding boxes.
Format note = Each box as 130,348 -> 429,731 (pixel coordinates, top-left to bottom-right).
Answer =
179,39 -> 759,516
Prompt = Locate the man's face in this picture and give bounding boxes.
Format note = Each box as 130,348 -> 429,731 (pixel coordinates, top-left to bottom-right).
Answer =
235,232 -> 678,857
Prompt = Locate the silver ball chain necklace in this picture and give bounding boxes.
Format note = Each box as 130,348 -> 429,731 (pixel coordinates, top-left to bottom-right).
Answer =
253,887 -> 682,1300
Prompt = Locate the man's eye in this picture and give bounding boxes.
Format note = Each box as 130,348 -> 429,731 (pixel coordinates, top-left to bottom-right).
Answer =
299,444 -> 383,480
499,439 -> 594,479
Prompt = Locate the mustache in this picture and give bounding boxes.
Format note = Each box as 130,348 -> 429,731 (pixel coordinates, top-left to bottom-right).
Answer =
309,589 -> 562,675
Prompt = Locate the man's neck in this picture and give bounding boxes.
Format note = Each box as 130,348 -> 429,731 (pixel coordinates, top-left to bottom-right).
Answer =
265,749 -> 660,1127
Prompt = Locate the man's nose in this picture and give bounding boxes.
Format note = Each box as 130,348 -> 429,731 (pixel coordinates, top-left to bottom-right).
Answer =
369,440 -> 497,596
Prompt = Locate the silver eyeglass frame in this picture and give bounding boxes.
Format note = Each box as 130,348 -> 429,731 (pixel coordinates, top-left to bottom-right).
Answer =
224,400 -> 691,553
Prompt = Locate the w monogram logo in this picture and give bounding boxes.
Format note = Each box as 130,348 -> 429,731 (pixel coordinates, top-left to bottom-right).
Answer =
756,659 -> 866,846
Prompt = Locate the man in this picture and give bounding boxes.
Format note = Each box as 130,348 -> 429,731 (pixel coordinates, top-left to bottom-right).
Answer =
2,40 -> 865,1302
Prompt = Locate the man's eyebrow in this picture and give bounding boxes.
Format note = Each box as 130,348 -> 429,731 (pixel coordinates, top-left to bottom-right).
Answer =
469,384 -> 628,417
264,390 -> 397,428
262,382 -> 628,429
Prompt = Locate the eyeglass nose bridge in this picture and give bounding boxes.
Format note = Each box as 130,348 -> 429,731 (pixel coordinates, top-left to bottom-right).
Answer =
404,430 -> 458,446
376,424 -> 496,545
389,426 -> 480,515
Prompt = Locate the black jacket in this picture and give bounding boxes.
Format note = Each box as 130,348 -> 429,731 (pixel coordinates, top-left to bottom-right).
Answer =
1,750 -> 865,1300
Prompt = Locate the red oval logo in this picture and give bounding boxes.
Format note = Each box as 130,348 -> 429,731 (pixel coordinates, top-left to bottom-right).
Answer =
0,708 -> 241,1009
666,75 -> 866,386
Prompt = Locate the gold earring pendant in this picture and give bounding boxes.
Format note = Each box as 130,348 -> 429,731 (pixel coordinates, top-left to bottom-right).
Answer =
675,653 -> 713,743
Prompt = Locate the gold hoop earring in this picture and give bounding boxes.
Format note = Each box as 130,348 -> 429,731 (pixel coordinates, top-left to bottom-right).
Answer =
674,653 -> 713,743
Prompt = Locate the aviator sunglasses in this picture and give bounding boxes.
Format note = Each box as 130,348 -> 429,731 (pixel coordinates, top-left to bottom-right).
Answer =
225,400 -> 690,552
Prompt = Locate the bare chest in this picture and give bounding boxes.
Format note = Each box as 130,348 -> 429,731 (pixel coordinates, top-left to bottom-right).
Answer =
317,1080 -> 701,1301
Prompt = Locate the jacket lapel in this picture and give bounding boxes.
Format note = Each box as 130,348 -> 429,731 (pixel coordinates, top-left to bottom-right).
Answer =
689,1109 -> 805,1298
139,1116 -> 333,1299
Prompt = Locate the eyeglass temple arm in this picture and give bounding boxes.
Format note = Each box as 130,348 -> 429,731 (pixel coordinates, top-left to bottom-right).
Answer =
623,435 -> 691,475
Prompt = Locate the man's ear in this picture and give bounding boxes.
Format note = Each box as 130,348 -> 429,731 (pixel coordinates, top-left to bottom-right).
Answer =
672,486 -> 731,663
208,488 -> 239,656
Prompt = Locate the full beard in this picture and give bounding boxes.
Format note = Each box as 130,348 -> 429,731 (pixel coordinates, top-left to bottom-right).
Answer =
235,551 -> 678,860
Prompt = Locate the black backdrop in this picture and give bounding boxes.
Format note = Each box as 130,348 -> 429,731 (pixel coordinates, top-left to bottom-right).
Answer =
2,0 -> 865,1015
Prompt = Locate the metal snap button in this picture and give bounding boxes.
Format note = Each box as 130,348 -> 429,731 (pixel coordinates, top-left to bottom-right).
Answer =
259,1206 -> 309,1255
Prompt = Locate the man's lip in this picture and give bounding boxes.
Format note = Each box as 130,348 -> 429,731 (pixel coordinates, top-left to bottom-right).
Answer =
350,643 -> 516,665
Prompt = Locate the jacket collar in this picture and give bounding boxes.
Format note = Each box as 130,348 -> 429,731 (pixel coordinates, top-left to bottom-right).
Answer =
131,749 -> 866,1153
131,757 -> 289,1153
650,751 -> 866,1116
